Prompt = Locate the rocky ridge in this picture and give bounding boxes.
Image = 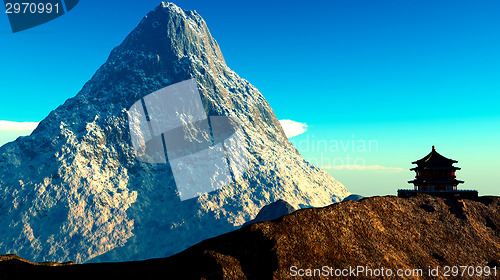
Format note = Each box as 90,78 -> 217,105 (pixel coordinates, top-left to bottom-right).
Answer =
1,195 -> 499,279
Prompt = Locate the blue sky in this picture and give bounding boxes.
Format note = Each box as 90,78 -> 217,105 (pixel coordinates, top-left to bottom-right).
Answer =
1,0 -> 499,196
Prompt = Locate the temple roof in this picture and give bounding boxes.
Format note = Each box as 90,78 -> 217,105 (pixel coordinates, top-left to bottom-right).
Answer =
412,146 -> 458,165
410,166 -> 461,171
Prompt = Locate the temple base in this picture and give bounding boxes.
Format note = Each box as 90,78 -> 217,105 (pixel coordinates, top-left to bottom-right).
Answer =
398,189 -> 478,200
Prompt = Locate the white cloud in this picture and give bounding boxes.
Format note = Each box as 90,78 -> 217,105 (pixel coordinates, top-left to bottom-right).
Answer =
0,121 -> 39,147
279,119 -> 308,138
0,121 -> 39,131
322,165 -> 404,172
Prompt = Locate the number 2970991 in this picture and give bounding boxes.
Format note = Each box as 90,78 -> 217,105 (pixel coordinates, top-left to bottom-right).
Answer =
5,2 -> 60,14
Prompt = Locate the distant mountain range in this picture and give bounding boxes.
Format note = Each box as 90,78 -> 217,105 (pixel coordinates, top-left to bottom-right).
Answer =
0,2 -> 348,263
1,195 -> 499,279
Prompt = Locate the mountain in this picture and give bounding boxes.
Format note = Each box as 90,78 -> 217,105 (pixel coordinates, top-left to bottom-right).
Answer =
1,195 -> 499,280
342,194 -> 364,202
242,199 -> 296,227
0,2 -> 349,263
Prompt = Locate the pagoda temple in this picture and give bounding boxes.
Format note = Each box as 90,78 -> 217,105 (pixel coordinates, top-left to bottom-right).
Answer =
398,146 -> 478,199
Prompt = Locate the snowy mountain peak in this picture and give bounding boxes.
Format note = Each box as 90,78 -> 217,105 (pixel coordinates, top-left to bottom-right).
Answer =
0,2 -> 349,263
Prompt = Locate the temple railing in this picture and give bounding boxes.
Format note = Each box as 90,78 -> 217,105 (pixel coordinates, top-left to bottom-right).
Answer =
397,189 -> 477,193
397,189 -> 479,199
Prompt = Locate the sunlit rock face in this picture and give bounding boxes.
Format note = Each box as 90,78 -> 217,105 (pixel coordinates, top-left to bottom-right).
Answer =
0,2 -> 349,263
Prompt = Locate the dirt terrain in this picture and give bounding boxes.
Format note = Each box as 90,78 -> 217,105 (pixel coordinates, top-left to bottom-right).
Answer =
1,194 -> 499,279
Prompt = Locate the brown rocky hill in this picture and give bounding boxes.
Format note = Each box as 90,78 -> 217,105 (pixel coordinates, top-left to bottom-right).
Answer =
1,194 -> 500,279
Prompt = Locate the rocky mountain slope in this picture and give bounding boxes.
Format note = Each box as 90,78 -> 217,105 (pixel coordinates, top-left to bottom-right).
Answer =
1,195 -> 499,280
242,199 -> 296,227
0,2 -> 348,263
343,194 -> 364,202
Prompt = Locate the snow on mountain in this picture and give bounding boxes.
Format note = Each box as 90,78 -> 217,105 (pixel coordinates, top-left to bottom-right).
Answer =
0,2 -> 349,263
